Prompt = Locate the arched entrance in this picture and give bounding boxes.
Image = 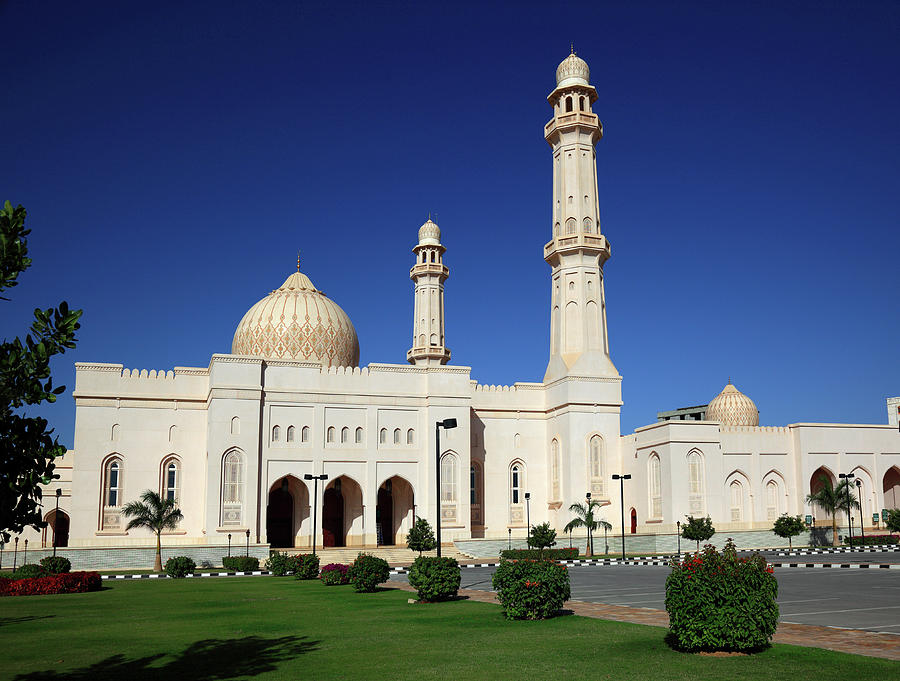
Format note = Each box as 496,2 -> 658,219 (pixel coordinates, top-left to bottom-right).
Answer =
43,509 -> 69,548
376,476 -> 415,546
630,508 -> 637,534
884,467 -> 900,509
323,484 -> 344,547
809,467 -> 836,523
376,482 -> 394,546
267,479 -> 294,548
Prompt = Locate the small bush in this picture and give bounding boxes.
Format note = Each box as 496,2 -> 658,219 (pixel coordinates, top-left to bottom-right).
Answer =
293,554 -> 320,580
266,551 -> 300,576
0,571 -> 102,597
12,564 -> 46,579
320,563 -> 350,585
526,522 -> 557,557
665,539 -> 778,652
406,516 -> 436,555
848,534 -> 899,546
164,556 -> 196,578
491,559 -> 571,620
347,553 -> 390,592
408,556 -> 461,602
499,548 -> 579,561
222,555 -> 259,572
39,556 -> 71,574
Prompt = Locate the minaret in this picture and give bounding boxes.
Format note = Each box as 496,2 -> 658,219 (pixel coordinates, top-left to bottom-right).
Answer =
544,50 -> 618,382
407,218 -> 451,365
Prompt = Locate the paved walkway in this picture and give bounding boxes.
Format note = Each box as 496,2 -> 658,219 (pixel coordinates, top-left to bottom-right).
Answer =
394,584 -> 900,661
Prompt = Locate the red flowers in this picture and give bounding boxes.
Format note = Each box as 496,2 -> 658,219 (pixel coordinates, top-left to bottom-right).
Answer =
0,571 -> 101,597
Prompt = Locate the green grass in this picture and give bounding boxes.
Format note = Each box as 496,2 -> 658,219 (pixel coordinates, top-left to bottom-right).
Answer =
1,578 -> 896,680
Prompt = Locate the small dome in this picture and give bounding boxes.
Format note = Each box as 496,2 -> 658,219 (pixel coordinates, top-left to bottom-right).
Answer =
556,51 -> 590,88
706,380 -> 759,426
418,218 -> 441,246
232,271 -> 359,367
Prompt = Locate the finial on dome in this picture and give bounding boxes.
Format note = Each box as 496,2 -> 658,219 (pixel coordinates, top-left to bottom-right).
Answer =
571,42 -> 575,55
297,250 -> 301,273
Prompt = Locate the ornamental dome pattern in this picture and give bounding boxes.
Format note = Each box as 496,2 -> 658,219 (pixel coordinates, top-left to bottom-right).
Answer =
418,218 -> 441,245
556,52 -> 590,88
706,381 -> 759,426
232,271 -> 360,367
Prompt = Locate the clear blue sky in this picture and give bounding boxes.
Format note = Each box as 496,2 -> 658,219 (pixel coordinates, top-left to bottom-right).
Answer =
2,1 -> 898,447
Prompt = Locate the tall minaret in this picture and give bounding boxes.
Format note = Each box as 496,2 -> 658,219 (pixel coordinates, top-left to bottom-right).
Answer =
544,50 -> 618,382
407,218 -> 451,365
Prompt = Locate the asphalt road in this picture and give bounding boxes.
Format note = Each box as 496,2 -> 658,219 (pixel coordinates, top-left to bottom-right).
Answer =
391,560 -> 900,634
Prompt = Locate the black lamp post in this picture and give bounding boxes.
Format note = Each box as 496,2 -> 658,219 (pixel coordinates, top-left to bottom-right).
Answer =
245,528 -> 250,556
227,533 -> 232,557
839,472 -> 855,545
304,473 -> 329,557
585,492 -> 592,556
13,537 -> 18,571
435,418 -> 457,558
856,479 -> 865,543
676,520 -> 681,555
507,527 -> 512,551
23,538 -> 28,566
524,492 -> 531,545
53,488 -> 62,557
612,474 -> 631,560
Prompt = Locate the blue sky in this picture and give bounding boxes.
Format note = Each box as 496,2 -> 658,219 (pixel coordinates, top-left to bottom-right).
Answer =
2,1 -> 898,447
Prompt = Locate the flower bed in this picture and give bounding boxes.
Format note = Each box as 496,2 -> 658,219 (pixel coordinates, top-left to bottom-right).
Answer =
0,571 -> 102,597
320,563 -> 350,585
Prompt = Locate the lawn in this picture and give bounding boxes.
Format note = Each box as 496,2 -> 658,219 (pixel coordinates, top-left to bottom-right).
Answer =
1,578 -> 896,680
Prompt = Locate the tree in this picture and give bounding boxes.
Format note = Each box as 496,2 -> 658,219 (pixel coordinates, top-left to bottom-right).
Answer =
772,514 -> 806,549
527,522 -> 557,558
563,500 -> 612,558
1,201 -> 82,543
883,508 -> 900,536
806,474 -> 857,546
123,490 -> 184,571
406,516 -> 436,556
681,515 -> 715,550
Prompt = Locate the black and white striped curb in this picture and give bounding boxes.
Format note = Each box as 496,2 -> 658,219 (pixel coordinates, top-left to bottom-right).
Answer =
770,562 -> 900,569
102,570 -> 271,580
777,545 -> 900,557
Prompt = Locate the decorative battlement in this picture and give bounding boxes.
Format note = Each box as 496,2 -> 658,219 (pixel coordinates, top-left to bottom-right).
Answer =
472,382 -> 544,393
719,425 -> 790,434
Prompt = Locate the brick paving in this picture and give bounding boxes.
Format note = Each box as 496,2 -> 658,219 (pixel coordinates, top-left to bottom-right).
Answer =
394,583 -> 900,661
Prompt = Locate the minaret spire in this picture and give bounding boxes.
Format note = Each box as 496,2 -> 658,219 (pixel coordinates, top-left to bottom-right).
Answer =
407,218 -> 451,366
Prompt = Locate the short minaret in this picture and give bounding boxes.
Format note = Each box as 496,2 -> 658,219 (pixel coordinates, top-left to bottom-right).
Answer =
407,218 -> 451,365
544,50 -> 618,382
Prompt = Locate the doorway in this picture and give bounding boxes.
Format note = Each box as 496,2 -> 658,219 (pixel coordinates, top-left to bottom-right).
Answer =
267,482 -> 294,548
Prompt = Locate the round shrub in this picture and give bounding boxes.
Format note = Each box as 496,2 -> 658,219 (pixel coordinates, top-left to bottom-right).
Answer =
491,559 -> 570,620
266,551 -> 298,576
665,539 -> 778,652
40,556 -> 71,574
164,556 -> 196,578
320,563 -> 349,585
408,556 -> 461,602
347,553 -> 390,592
293,554 -> 320,580
13,564 -> 47,580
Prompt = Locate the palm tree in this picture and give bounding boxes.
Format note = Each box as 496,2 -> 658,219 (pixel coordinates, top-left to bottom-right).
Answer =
123,490 -> 184,571
806,475 -> 858,546
563,499 -> 612,558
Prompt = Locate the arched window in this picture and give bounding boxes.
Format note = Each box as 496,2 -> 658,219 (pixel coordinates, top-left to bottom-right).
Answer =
730,480 -> 743,522
649,454 -> 662,518
221,451 -> 244,526
565,96 -> 573,112
430,251 -> 436,263
111,424 -> 120,441
230,416 -> 240,435
326,426 -> 335,443
407,428 -> 415,445
286,426 -> 294,442
301,426 -> 310,443
566,217 -> 576,234
355,427 -> 363,444
272,425 -> 280,442
510,463 -> 523,505
766,480 -> 779,520
341,426 -> 349,443
550,439 -> 560,501
441,453 -> 457,502
687,450 -> 705,514
105,459 -> 122,507
393,428 -> 401,445
583,217 -> 593,233
163,459 -> 179,504
579,96 -> 585,111
589,435 -> 604,496
379,428 -> 387,444
553,222 -> 560,237
514,433 -> 521,448
168,425 -> 177,442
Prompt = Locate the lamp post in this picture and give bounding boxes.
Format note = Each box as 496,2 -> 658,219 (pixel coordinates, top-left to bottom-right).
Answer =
227,533 -> 232,557
304,473 -> 329,557
856,479 -> 865,544
524,492 -> 531,545
676,520 -> 681,555
13,537 -> 18,571
435,418 -> 458,558
603,523 -> 609,556
53,488 -> 62,557
585,492 -> 592,556
612,474 -> 631,561
839,472 -> 855,545
508,527 -> 511,551
245,529 -> 250,557
23,538 -> 28,566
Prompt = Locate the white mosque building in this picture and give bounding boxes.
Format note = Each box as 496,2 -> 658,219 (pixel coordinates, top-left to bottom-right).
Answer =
27,52 -> 900,561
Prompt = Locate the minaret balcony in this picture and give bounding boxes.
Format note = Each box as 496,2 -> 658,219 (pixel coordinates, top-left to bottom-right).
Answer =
409,263 -> 449,279
545,112 -> 602,139
406,346 -> 451,364
544,233 -> 611,262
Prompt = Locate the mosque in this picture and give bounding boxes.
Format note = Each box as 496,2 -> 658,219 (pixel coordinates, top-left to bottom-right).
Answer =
29,52 -> 900,557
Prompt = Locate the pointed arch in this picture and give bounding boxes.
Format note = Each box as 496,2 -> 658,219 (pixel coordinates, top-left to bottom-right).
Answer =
230,416 -> 240,435
286,425 -> 295,442
550,438 -> 561,501
850,466 -> 874,521
301,425 -> 310,443
508,459 -> 526,525
724,470 -> 751,524
648,452 -> 662,519
326,426 -> 335,443
883,466 -> 900,509
110,423 -> 120,441
221,448 -> 244,526
341,426 -> 349,444
356,427 -> 364,444
100,454 -> 124,530
272,425 -> 280,442
687,449 -> 705,515
809,466 -> 836,523
168,424 -> 177,442
762,469 -> 787,520
588,434 -> 605,496
407,428 -> 415,445
160,455 -> 182,505
470,460 -> 484,527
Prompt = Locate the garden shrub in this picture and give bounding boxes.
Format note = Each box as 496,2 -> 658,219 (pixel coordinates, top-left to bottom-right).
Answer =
848,534 -> 898,546
266,551 -> 301,576
222,555 -> 259,572
320,563 -> 350,585
39,556 -> 71,574
491,559 -> 571,620
347,553 -> 390,592
499,548 -> 578,561
0,571 -> 102,597
293,554 -> 320,580
665,539 -> 778,652
408,556 -> 461,602
164,556 -> 196,578
12,564 -> 46,579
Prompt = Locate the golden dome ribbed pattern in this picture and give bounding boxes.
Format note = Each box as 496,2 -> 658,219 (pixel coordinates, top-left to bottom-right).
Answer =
706,381 -> 759,426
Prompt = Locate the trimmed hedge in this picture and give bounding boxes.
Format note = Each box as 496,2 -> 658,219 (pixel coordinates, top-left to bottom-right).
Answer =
12,564 -> 46,579
293,554 -> 320,580
222,556 -> 259,572
665,539 -> 778,652
848,534 -> 898,546
40,556 -> 72,574
347,553 -> 390,592
164,556 -> 196,578
499,548 -> 579,561
491,559 -> 571,620
408,556 -> 461,602
0,571 -> 102,597
320,563 -> 350,585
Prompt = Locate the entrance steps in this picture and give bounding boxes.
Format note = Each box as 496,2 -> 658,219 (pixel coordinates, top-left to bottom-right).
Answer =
280,544 -> 467,567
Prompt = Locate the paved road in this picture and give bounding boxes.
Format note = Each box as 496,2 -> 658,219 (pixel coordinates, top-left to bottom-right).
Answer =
391,561 -> 900,634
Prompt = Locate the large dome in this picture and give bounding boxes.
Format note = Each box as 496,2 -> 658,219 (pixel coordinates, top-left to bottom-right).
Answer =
232,271 -> 359,367
706,380 -> 759,426
556,51 -> 590,88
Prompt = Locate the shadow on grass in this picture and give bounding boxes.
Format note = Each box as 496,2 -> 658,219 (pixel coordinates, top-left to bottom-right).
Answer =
0,615 -> 55,627
663,631 -> 770,655
13,635 -> 320,681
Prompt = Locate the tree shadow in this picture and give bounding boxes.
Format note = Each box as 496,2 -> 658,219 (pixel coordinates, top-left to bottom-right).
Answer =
663,631 -> 770,655
13,635 -> 320,681
0,615 -> 55,627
